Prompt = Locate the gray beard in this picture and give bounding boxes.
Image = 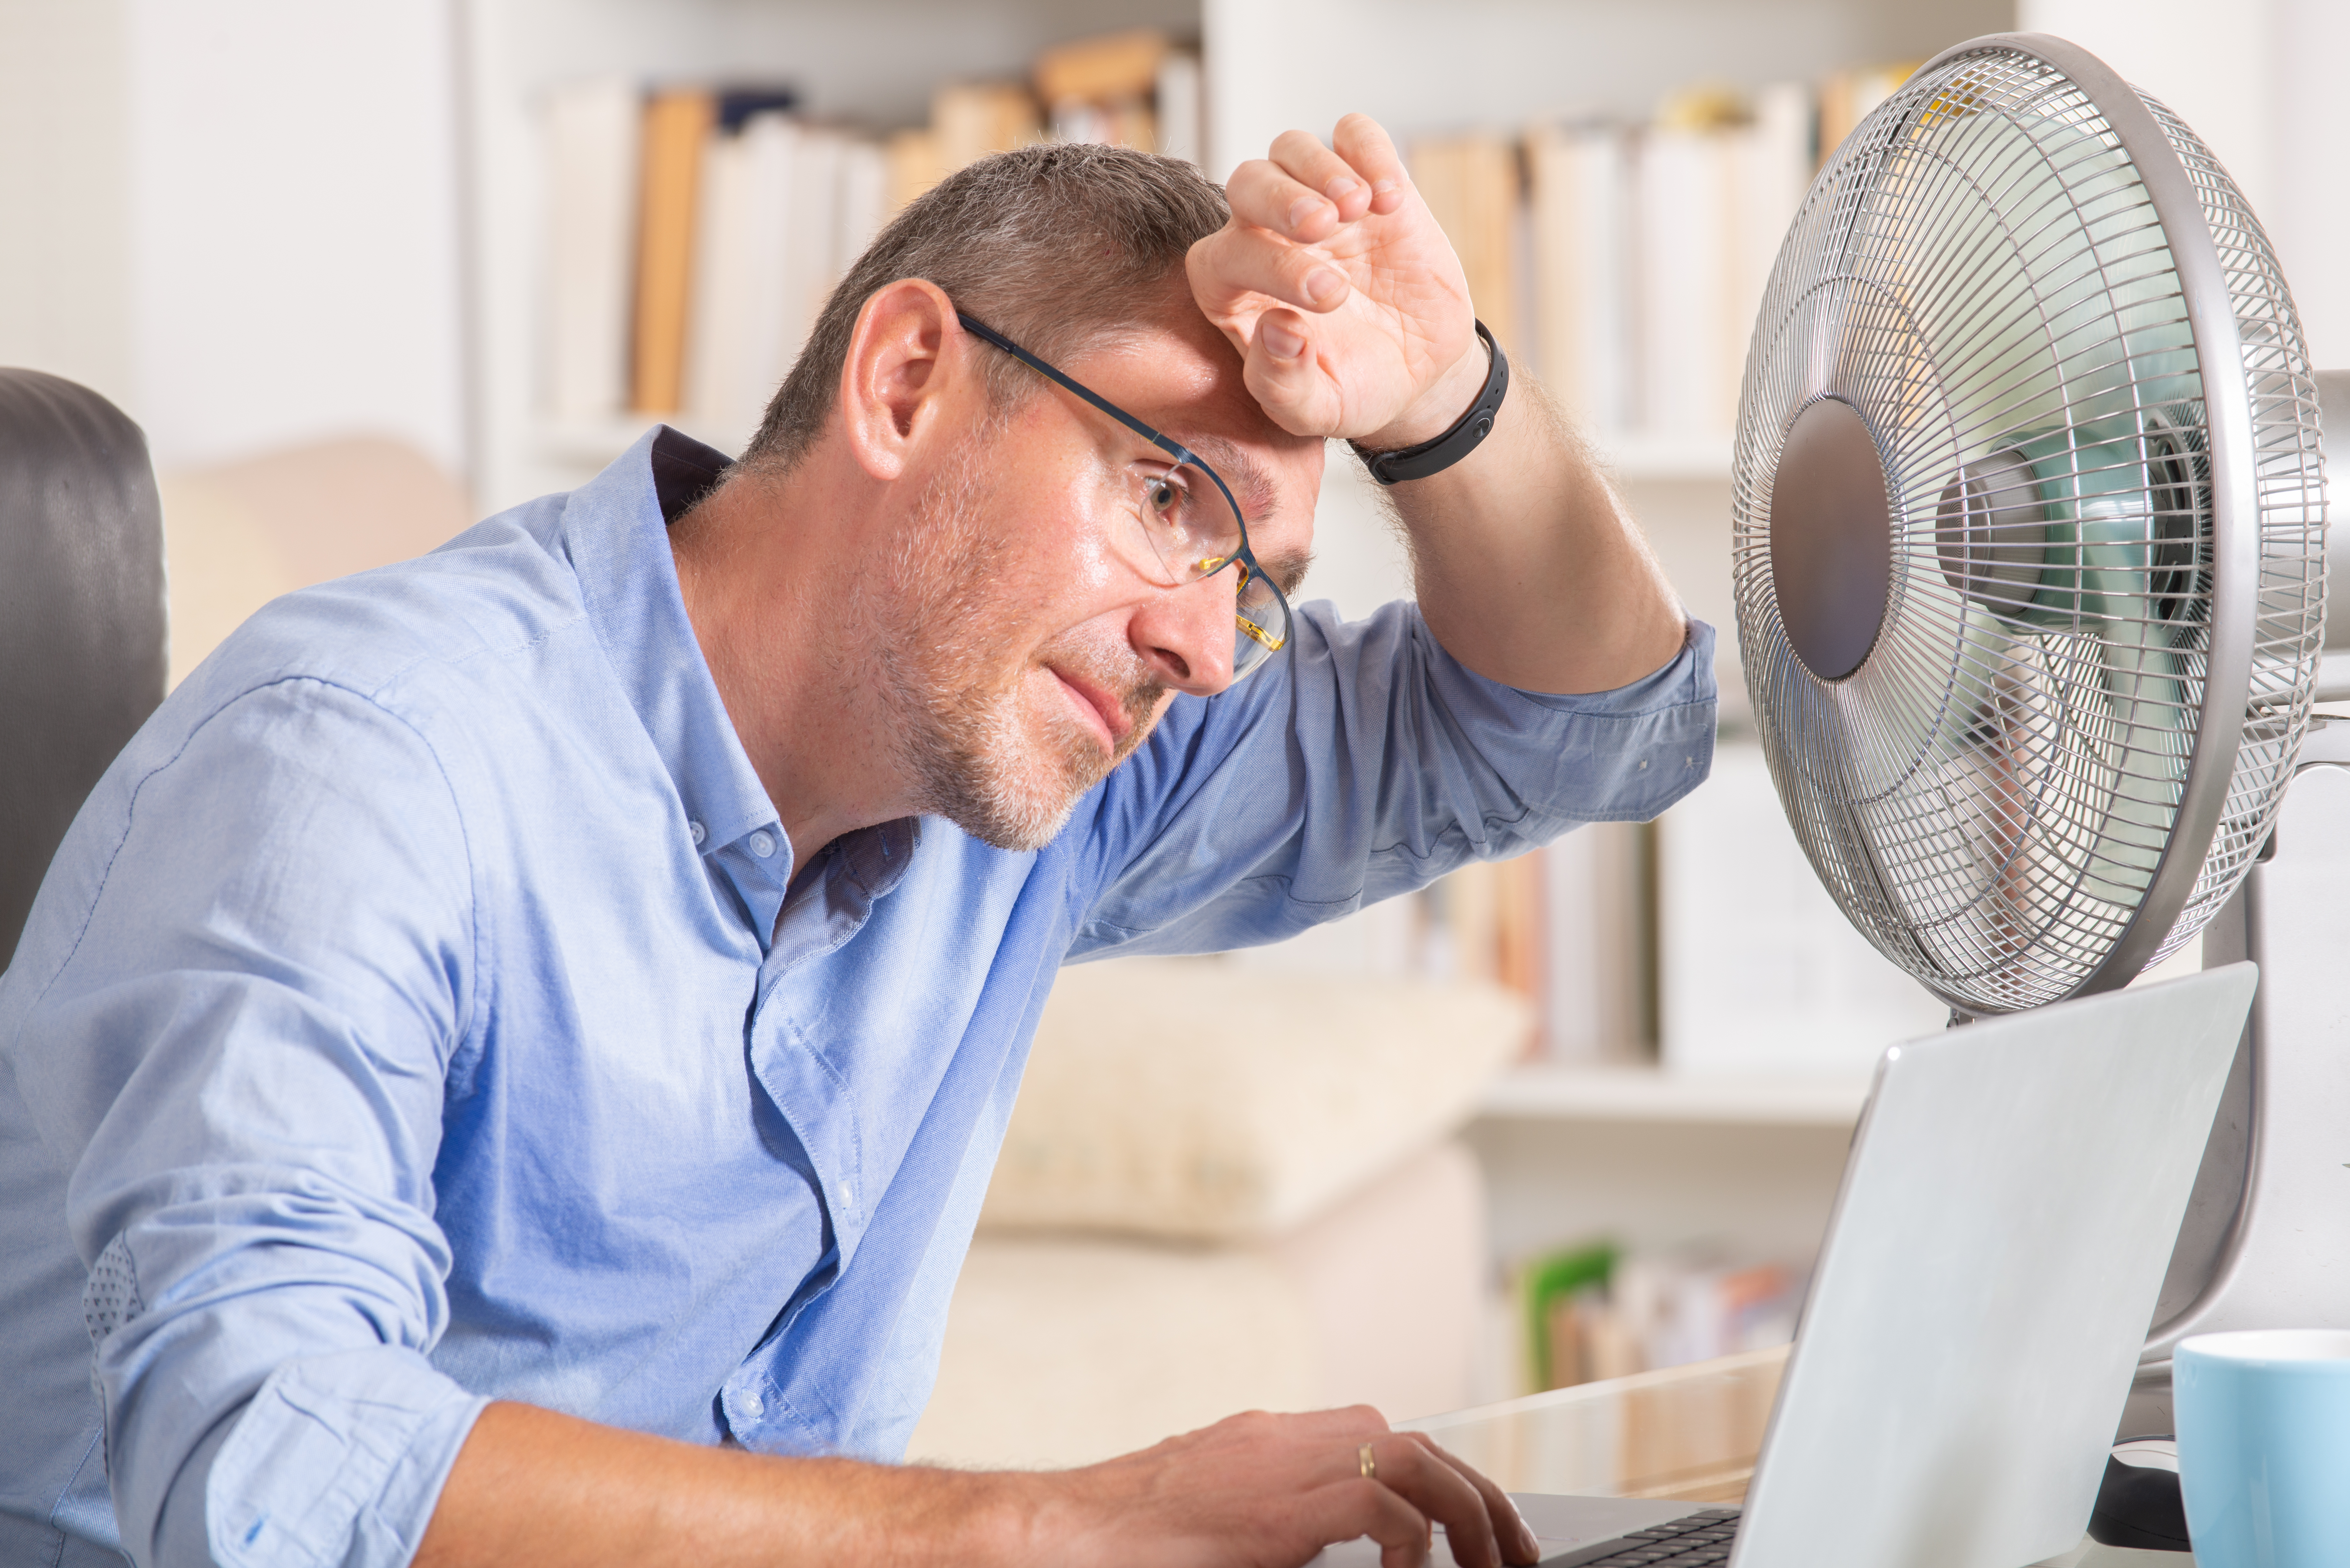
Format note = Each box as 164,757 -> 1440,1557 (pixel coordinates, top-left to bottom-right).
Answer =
863,453 -> 1167,853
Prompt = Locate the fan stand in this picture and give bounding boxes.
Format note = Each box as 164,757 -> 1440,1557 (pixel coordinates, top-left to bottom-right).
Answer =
2120,369 -> 2350,1439
2121,718 -> 2350,1439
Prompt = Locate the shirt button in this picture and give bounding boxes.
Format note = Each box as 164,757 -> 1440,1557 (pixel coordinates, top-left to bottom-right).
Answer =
689,820 -> 707,846
749,830 -> 776,858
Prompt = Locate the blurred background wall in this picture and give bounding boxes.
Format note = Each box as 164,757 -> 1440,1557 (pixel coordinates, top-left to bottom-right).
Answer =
0,0 -> 466,477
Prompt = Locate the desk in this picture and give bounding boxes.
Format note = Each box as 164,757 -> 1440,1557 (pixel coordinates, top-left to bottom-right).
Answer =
1396,1348 -> 2184,1568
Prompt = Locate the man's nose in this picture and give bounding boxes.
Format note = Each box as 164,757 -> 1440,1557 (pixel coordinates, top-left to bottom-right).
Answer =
1129,570 -> 1237,697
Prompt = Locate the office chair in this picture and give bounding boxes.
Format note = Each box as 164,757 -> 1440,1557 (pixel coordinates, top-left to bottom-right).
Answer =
0,369 -> 167,967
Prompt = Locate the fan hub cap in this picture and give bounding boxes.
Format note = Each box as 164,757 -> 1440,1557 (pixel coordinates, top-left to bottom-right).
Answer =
1770,396 -> 1893,682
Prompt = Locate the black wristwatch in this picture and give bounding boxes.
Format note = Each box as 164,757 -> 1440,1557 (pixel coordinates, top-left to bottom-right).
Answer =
1350,320 -> 1509,486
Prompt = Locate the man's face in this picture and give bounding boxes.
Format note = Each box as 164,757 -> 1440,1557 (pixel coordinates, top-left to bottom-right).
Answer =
862,303 -> 1322,852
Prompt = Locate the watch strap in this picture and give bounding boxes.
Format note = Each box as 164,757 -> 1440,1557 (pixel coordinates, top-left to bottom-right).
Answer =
1352,320 -> 1509,486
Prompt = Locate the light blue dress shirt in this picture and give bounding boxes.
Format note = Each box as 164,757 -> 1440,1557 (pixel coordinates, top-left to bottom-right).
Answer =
0,428 -> 1716,1567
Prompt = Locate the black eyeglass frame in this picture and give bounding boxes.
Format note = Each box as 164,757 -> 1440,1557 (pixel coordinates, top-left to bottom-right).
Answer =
954,309 -> 1293,675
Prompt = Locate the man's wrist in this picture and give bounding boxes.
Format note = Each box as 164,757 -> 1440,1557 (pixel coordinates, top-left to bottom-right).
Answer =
919,1468 -> 1055,1568
994,1468 -> 1109,1568
1357,333 -> 1490,453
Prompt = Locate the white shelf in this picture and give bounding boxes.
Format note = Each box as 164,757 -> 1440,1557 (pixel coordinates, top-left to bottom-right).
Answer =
1593,433 -> 1736,482
2316,649 -> 2350,704
1476,1063 -> 1870,1127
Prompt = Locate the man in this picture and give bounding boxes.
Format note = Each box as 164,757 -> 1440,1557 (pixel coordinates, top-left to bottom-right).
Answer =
0,119 -> 1712,1567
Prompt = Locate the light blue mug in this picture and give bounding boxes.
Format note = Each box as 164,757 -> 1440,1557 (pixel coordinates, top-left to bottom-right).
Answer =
2176,1330 -> 2350,1568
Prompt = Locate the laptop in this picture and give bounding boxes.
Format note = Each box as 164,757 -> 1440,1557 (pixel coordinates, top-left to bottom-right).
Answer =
1317,962 -> 2257,1568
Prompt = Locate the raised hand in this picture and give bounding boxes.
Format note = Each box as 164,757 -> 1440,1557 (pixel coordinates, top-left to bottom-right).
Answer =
1187,115 -> 1482,450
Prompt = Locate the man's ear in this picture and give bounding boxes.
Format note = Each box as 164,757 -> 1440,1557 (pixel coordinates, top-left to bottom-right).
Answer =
835,279 -> 968,482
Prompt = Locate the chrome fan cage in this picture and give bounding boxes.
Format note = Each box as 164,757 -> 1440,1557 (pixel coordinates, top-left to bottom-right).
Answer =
1732,33 -> 2327,1016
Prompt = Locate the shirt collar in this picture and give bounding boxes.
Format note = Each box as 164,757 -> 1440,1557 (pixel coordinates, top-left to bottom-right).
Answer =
561,426 -> 922,948
562,426 -> 779,874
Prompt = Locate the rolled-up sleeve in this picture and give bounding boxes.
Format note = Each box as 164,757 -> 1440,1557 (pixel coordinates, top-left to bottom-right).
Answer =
1070,601 -> 1717,957
7,679 -> 486,1568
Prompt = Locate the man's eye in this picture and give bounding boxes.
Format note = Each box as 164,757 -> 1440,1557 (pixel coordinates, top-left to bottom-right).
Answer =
1144,475 -> 1181,517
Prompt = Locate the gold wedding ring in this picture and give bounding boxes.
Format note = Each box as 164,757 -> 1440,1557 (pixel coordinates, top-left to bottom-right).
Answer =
1358,1441 -> 1379,1481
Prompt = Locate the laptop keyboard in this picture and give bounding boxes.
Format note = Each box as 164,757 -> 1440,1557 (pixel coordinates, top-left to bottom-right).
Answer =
1560,1506 -> 1742,1568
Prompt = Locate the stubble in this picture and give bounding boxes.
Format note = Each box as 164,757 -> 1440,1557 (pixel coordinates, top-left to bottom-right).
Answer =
862,451 -> 1168,852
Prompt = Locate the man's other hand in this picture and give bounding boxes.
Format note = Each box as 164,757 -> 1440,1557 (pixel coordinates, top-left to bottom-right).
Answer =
1041,1406 -> 1543,1568
418,1398 -> 1540,1568
1186,116 -> 1487,453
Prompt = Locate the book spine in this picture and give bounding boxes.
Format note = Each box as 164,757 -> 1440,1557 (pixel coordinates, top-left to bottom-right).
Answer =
631,88 -> 716,415
542,76 -> 641,423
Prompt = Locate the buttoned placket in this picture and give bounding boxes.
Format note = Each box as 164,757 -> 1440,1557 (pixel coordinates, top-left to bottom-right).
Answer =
713,817 -> 921,1448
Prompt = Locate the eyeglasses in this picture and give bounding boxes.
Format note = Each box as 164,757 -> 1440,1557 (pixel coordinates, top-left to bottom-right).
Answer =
955,311 -> 1293,682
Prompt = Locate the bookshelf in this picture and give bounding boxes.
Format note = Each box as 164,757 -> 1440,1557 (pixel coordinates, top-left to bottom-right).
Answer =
461,0 -> 2018,510
458,0 -> 1202,514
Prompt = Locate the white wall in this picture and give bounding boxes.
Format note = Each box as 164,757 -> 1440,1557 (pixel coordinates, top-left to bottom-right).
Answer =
0,0 -> 134,411
0,1 -> 468,479
2021,0 -> 2350,370
125,0 -> 468,476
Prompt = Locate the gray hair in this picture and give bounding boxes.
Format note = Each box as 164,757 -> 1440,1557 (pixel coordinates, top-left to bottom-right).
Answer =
738,142 -> 1231,474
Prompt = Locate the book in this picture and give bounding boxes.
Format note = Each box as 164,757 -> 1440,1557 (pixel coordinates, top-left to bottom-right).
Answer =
678,113 -> 891,450
887,126 -> 946,211
1655,742 -> 1949,1075
685,112 -> 761,443
782,127 -> 845,364
1818,61 -> 1919,168
631,87 -> 716,414
541,76 -> 641,423
1033,27 -> 1168,105
1516,1240 -> 1618,1391
1431,858 -> 1501,986
1724,83 -> 1813,413
932,81 -> 1040,176
1493,849 -> 1545,1032
836,137 -> 889,277
1154,50 -> 1202,166
1633,123 -> 1733,435
1542,821 -> 1651,1062
1048,97 -> 1157,153
1526,118 -> 1631,432
1513,1240 -> 1808,1394
1409,133 -> 1522,358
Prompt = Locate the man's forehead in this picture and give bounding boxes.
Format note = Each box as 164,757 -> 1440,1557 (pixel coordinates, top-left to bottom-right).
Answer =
1067,315 -> 1317,463
1061,316 -> 1321,528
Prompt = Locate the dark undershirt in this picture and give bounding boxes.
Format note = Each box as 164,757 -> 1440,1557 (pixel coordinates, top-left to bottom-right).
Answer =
650,426 -> 736,525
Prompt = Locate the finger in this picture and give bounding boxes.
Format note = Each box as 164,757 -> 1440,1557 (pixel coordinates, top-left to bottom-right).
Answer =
1367,1438 -> 1501,1568
1239,305 -> 1341,438
1403,1433 -> 1543,1566
1263,1404 -> 1392,1440
1332,113 -> 1412,217
1187,224 -> 1352,317
1269,128 -> 1374,223
1226,155 -> 1352,245
1291,1479 -> 1433,1568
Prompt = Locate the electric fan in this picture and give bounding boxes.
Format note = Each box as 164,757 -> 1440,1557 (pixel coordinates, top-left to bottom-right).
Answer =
1732,29 -> 2340,1442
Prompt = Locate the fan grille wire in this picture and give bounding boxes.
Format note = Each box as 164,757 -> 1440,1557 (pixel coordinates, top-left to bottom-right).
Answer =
1731,43 -> 2326,1014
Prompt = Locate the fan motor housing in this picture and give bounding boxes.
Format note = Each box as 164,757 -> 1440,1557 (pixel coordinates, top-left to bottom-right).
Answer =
1770,396 -> 1895,681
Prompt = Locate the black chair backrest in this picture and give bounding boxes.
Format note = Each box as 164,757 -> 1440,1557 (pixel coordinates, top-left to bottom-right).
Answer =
1,369 -> 166,966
